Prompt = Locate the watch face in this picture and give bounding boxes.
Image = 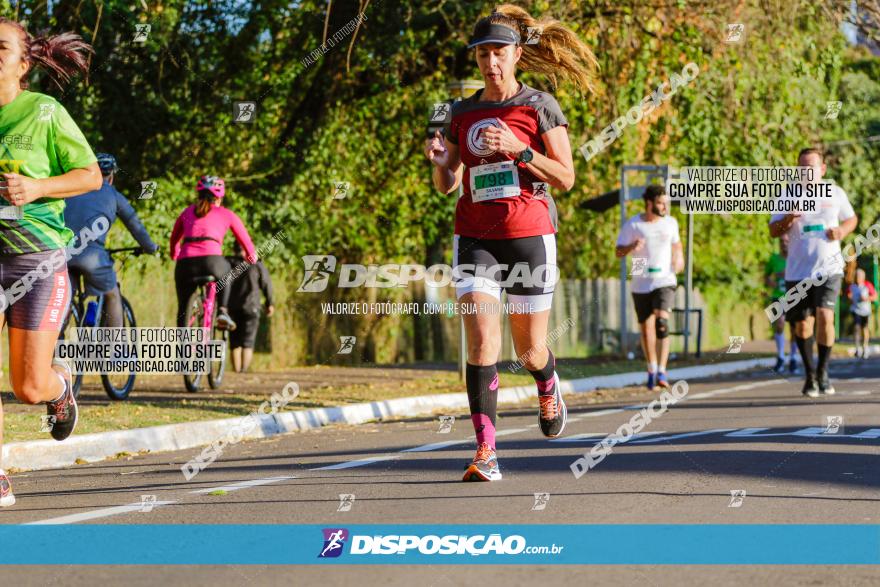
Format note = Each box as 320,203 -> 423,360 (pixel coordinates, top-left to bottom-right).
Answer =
521,148 -> 533,163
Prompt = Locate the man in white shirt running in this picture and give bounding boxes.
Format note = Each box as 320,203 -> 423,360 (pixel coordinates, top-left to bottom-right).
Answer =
616,185 -> 684,390
769,148 -> 858,397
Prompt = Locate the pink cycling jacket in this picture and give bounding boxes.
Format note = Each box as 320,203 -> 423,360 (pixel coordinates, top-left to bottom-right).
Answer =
170,204 -> 258,262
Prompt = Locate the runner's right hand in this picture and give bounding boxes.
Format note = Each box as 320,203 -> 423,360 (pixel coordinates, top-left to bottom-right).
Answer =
631,238 -> 645,253
425,130 -> 449,168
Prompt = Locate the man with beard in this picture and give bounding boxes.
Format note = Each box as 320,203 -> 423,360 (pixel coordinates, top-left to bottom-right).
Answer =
616,185 -> 684,390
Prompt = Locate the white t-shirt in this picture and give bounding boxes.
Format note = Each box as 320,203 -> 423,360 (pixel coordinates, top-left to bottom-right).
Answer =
617,214 -> 681,293
770,184 -> 855,281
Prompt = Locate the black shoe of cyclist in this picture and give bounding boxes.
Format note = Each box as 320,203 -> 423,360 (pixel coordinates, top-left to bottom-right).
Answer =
215,311 -> 237,331
817,371 -> 835,395
801,376 -> 820,399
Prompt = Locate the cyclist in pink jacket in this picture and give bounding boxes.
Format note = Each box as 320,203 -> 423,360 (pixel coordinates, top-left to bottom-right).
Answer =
170,175 -> 257,329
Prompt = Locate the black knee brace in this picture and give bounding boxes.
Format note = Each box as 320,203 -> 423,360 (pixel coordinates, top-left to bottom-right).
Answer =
656,317 -> 669,339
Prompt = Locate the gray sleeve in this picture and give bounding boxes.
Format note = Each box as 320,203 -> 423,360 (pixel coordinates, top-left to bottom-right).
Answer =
547,195 -> 559,232
115,190 -> 158,253
535,93 -> 568,134
258,262 -> 274,306
444,101 -> 462,145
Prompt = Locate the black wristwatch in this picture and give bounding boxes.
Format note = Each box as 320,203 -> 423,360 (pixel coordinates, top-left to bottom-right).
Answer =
515,146 -> 534,164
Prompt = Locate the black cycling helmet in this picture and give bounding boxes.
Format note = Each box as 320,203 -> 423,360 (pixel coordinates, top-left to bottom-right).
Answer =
96,153 -> 118,175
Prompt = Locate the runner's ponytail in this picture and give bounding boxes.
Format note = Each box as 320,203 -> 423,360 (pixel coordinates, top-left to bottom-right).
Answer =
483,5 -> 598,94
0,19 -> 93,89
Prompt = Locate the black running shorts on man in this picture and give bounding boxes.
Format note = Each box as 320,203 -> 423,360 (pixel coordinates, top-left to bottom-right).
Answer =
632,286 -> 675,323
784,275 -> 842,323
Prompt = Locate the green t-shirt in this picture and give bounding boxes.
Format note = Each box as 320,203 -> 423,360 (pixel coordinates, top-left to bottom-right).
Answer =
765,252 -> 787,299
0,90 -> 96,255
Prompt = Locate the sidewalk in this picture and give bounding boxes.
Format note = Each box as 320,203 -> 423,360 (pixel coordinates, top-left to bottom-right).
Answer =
1,357 -> 774,473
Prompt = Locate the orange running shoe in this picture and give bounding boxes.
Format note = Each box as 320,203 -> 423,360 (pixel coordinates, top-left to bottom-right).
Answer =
462,442 -> 501,481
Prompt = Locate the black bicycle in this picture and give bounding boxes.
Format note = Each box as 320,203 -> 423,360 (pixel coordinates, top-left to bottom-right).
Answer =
60,247 -> 143,400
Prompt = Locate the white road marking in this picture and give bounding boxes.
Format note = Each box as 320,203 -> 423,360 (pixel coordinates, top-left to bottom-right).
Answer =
26,475 -> 299,525
630,429 -> 736,444
402,440 -> 470,453
551,432 -> 667,443
27,501 -> 178,525
310,455 -> 400,470
579,408 -> 626,418
725,427 -> 821,438
189,475 -> 296,494
549,432 -> 604,443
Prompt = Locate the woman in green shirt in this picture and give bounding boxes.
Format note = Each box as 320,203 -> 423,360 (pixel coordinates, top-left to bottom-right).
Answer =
0,19 -> 102,508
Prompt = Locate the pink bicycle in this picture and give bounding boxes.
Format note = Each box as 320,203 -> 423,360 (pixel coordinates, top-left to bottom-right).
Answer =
182,275 -> 228,392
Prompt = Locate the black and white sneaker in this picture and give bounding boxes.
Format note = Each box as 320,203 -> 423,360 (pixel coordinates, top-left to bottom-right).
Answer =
46,359 -> 78,441
538,373 -> 567,438
801,377 -> 820,398
817,371 -> 836,395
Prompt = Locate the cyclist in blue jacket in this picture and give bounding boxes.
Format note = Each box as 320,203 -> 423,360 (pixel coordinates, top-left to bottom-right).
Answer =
65,153 -> 158,327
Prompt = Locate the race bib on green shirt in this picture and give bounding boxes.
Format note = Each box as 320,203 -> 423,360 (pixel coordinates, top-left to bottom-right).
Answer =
0,159 -> 24,220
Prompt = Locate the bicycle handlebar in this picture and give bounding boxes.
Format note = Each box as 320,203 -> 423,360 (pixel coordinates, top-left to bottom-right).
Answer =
106,246 -> 149,256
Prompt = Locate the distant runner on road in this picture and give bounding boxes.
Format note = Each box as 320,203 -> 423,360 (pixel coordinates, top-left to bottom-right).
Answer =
848,268 -> 876,359
769,148 -> 857,398
616,185 -> 684,391
764,234 -> 799,373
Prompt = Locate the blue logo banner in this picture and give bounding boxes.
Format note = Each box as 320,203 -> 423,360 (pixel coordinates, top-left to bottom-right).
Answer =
0,525 -> 877,565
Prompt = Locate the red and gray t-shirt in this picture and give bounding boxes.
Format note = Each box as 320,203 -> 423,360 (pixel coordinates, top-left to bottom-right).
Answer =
445,83 -> 568,239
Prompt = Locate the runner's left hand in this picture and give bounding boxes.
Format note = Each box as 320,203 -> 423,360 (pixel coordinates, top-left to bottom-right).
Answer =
482,120 -> 527,156
0,173 -> 45,205
825,226 -> 843,241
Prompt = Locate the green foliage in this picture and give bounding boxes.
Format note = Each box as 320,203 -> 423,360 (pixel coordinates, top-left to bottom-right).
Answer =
2,1 -> 877,360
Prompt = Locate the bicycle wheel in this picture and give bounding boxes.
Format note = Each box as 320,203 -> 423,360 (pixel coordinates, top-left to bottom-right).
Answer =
208,322 -> 228,390
183,289 -> 206,393
101,295 -> 137,401
58,303 -> 84,398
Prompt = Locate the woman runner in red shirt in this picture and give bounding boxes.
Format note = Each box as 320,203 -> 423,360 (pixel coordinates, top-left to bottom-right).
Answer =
424,5 -> 596,481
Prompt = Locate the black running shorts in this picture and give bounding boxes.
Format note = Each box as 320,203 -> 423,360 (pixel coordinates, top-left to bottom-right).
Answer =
452,234 -> 557,314
631,286 -> 675,324
0,250 -> 71,331
784,275 -> 842,323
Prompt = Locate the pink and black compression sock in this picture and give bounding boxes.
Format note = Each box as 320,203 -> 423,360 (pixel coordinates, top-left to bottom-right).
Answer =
528,350 -> 557,397
466,363 -> 499,449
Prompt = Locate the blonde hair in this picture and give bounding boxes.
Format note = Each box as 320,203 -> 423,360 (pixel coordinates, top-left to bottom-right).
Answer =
478,4 -> 598,94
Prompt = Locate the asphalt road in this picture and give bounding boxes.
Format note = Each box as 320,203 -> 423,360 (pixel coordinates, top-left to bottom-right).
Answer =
1,358 -> 879,585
